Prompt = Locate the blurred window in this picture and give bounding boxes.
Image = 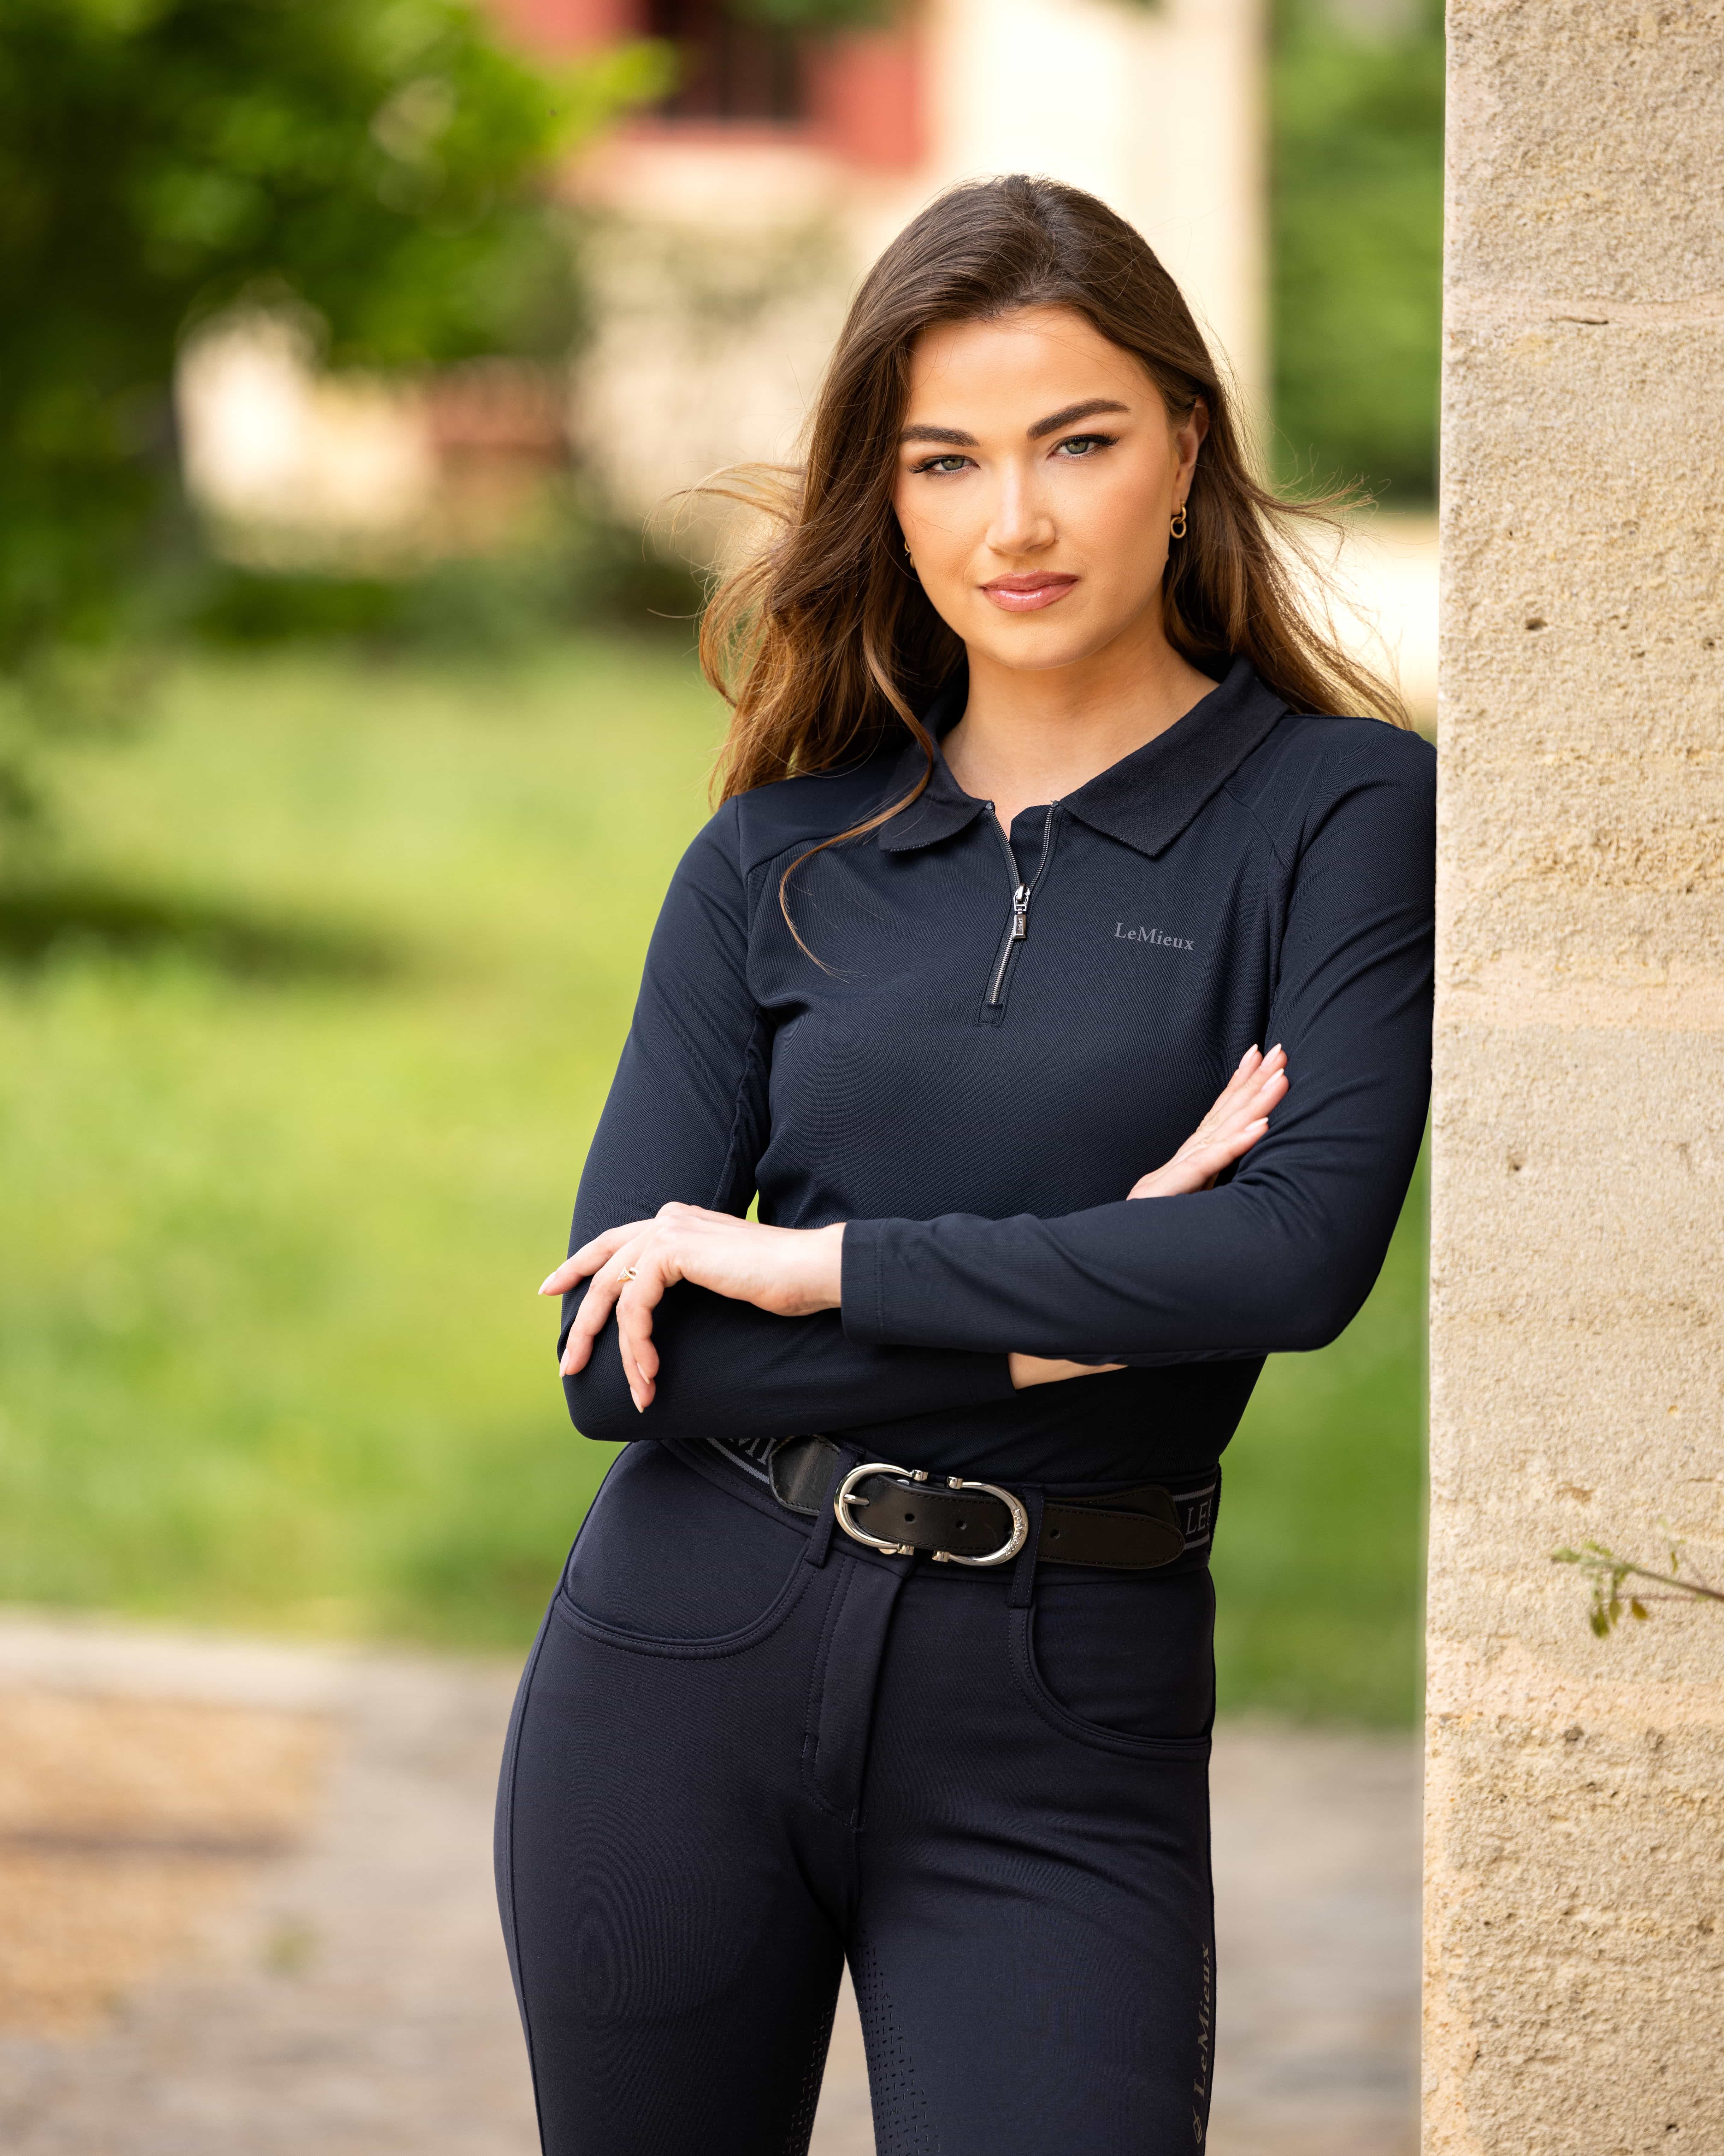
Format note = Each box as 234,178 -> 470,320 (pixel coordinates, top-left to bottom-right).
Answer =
648,0 -> 806,122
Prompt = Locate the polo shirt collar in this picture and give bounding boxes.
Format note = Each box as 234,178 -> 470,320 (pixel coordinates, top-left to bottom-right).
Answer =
875,655 -> 1290,860
871,676 -> 985,853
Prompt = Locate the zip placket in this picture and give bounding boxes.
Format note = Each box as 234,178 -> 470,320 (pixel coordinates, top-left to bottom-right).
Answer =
983,805 -> 1061,1011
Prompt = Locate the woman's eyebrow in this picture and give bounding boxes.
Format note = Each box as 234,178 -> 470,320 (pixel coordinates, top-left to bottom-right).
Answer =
899,397 -> 1132,449
1027,397 -> 1130,439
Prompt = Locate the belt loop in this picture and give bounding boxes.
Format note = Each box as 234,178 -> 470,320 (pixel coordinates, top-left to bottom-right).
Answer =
1006,1486 -> 1043,1608
804,1443 -> 856,1568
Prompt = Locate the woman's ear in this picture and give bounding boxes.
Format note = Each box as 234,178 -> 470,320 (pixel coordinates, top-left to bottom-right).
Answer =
1177,398 -> 1210,486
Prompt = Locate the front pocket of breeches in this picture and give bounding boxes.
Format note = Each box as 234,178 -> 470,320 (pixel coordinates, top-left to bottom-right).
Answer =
1008,1568 -> 1216,1759
555,1441 -> 809,1656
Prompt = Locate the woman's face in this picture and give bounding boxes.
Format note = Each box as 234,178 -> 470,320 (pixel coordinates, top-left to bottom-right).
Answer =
891,305 -> 1206,676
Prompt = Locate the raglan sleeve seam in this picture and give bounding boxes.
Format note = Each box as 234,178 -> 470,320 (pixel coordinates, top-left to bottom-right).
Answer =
1219,779 -> 1293,881
1220,782 -> 1294,1003
709,1006 -> 770,1214
700,812 -> 769,1217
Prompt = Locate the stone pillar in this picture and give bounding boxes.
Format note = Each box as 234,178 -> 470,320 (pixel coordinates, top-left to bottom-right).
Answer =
1427,7 -> 1724,2153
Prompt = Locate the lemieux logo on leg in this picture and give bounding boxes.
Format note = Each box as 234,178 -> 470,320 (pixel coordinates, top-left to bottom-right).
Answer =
1114,923 -> 1196,952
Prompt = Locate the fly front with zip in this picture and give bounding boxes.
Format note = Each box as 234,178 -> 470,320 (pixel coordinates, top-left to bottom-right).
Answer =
561,656 -> 1435,1489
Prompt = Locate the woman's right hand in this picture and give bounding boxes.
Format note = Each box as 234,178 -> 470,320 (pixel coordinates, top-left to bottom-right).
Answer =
1007,1044 -> 1289,1389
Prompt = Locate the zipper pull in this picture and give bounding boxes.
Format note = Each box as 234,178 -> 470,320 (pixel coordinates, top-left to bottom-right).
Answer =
1010,885 -> 1030,940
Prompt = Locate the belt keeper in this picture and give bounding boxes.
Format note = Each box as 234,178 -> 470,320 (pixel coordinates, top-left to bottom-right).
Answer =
1006,1487 -> 1044,1609
803,1443 -> 855,1567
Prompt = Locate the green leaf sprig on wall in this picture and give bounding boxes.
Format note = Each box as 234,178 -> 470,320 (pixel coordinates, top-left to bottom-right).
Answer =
1553,1539 -> 1724,1638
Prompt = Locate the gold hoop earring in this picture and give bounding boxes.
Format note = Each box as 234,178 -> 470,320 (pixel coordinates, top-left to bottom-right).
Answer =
903,539 -> 912,557
1170,503 -> 1188,541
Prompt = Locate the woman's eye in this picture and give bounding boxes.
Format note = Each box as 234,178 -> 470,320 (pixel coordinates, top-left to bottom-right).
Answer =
912,454 -> 972,476
1053,433 -> 1115,458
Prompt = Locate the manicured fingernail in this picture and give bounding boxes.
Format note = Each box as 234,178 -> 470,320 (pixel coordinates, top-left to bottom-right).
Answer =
539,1276 -> 559,1295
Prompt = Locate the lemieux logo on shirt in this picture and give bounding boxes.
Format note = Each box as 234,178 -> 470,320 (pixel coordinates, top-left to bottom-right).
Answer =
1114,922 -> 1196,951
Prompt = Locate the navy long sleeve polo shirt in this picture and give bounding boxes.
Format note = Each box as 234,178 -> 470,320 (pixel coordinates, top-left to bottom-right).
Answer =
561,655 -> 1435,1487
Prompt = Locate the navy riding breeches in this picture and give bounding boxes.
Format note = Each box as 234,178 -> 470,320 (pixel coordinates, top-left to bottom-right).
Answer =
495,1437 -> 1219,2155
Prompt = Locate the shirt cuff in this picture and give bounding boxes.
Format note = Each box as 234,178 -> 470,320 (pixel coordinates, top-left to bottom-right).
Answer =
840,1215 -> 891,1345
840,1218 -> 1013,1404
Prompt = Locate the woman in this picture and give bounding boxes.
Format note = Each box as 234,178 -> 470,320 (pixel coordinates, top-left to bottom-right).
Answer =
498,175 -> 1433,2155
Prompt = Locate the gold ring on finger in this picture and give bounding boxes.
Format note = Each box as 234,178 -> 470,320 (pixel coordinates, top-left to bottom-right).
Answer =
619,1265 -> 639,1281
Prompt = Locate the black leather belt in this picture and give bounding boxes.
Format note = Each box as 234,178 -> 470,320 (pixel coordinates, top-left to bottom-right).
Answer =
765,1434 -> 1217,1572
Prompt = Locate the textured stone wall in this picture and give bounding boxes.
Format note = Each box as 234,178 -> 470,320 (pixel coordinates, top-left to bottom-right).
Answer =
1426,6 -> 1724,2152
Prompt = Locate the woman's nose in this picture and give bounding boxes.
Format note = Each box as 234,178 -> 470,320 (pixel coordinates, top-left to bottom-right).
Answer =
985,467 -> 1055,558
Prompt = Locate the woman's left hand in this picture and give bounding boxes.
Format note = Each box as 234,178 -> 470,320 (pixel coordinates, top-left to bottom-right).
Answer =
540,1206 -> 845,1411
1125,1043 -> 1287,1200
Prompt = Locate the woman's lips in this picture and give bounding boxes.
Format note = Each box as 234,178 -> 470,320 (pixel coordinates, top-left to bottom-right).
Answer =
981,574 -> 1078,613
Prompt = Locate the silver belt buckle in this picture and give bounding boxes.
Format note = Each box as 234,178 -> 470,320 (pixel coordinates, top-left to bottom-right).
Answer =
833,1461 -> 1030,1567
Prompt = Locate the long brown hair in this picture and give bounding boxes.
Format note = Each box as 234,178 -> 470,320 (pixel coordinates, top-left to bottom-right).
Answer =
697,175 -> 1406,920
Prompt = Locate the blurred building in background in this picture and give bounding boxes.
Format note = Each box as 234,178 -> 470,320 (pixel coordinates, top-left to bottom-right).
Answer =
532,0 -> 1265,522
178,321 -> 572,573
179,0 -> 1264,564
170,0 -> 1437,705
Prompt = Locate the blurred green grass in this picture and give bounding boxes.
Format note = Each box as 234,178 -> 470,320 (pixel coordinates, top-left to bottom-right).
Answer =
1213,1138 -> 1426,1724
0,640 -> 1425,1718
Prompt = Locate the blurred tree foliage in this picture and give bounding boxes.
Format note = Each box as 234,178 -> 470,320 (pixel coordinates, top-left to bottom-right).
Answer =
1271,0 -> 1445,504
0,0 -> 662,821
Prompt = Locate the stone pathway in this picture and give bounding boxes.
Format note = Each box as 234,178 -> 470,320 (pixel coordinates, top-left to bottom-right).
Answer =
1204,1725 -> 1420,2156
0,1614 -> 1417,2153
